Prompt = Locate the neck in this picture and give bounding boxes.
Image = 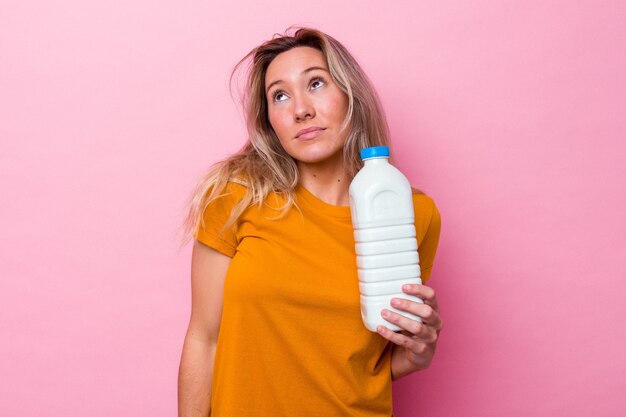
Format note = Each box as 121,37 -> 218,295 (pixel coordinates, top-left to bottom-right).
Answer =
297,156 -> 351,206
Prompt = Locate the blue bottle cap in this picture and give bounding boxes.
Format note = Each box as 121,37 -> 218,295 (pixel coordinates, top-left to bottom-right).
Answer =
360,146 -> 390,160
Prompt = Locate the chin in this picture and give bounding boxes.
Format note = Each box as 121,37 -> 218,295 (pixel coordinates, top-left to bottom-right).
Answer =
293,152 -> 342,165
284,141 -> 345,165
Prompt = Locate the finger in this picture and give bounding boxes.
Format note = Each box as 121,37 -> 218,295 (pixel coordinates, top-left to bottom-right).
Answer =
401,284 -> 439,310
376,324 -> 424,349
391,297 -> 443,330
381,309 -> 437,343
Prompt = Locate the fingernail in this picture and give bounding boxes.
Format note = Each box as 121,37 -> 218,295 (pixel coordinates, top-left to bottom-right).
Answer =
391,298 -> 400,306
403,284 -> 411,291
381,309 -> 389,317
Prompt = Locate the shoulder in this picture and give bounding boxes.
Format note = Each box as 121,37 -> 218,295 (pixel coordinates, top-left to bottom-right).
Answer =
201,178 -> 249,215
411,190 -> 437,214
411,190 -> 441,229
218,176 -> 249,203
226,177 -> 249,194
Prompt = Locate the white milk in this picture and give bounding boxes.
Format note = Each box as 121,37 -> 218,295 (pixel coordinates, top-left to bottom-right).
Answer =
349,146 -> 423,332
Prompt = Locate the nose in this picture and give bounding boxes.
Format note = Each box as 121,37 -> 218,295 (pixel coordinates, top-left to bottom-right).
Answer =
294,95 -> 315,122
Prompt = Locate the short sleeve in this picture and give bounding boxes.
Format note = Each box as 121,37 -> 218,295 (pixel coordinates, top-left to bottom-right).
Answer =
414,196 -> 442,283
195,183 -> 242,258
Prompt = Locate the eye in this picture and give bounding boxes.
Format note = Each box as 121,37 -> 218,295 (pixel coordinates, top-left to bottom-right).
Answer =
271,90 -> 288,102
310,76 -> 326,90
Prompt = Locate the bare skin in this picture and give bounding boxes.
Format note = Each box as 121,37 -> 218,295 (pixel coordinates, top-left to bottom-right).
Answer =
178,242 -> 231,416
265,46 -> 351,206
383,284 -> 444,380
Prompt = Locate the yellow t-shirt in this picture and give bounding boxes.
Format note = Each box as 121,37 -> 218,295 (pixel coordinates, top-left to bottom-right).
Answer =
196,181 -> 441,417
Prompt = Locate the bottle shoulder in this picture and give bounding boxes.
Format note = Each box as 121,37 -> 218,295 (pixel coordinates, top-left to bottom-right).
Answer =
350,163 -> 411,193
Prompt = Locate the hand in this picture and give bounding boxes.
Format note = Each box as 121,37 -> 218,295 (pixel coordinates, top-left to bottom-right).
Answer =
377,284 -> 444,377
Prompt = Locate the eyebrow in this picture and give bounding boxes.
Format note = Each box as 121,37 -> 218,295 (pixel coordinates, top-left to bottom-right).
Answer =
265,66 -> 329,94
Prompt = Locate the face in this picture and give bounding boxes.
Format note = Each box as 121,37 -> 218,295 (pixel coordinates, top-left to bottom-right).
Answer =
265,46 -> 350,166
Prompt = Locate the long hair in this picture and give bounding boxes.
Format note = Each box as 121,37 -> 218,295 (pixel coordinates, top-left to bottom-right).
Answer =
179,27 -> 404,247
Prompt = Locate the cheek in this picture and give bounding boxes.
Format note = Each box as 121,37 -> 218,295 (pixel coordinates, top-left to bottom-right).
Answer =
327,93 -> 349,119
268,108 -> 289,135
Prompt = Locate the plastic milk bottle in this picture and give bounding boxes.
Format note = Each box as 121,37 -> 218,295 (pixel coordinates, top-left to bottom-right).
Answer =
348,146 -> 423,332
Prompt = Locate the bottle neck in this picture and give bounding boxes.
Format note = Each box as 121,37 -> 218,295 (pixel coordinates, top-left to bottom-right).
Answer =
363,157 -> 389,166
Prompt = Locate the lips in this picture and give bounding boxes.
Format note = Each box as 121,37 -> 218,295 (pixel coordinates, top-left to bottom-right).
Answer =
296,127 -> 325,139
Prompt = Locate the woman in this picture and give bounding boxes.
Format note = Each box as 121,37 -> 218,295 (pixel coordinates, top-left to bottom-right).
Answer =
178,27 -> 443,417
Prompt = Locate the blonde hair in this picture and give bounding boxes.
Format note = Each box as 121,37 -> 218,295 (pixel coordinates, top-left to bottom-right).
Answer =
179,26 -> 414,247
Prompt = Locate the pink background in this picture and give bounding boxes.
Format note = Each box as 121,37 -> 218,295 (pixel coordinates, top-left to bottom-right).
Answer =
1,1 -> 625,416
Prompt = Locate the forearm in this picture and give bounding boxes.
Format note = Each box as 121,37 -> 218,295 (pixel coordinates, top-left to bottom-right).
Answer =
178,336 -> 217,417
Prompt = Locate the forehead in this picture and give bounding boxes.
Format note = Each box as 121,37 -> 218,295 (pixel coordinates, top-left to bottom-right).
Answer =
265,46 -> 327,83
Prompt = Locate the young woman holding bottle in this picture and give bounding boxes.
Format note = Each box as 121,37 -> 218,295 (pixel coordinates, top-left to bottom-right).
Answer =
178,27 -> 443,417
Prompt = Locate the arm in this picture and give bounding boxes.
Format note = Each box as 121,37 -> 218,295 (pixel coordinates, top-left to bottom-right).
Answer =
178,240 -> 231,417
